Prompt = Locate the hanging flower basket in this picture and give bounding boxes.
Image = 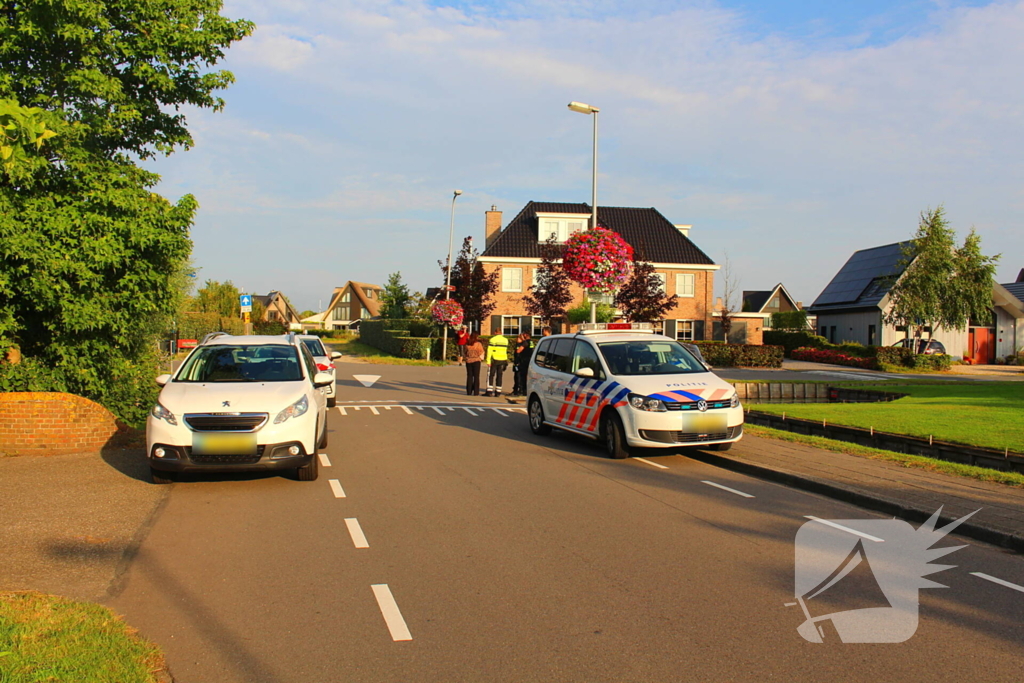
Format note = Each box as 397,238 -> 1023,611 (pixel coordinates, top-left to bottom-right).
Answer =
561,227 -> 633,293
431,299 -> 464,328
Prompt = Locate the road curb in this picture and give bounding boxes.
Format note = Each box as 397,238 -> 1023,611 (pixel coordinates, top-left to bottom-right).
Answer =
687,449 -> 1024,554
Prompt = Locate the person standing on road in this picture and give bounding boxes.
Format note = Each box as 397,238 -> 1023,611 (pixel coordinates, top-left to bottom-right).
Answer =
512,332 -> 534,397
484,330 -> 510,397
455,325 -> 469,365
464,332 -> 484,396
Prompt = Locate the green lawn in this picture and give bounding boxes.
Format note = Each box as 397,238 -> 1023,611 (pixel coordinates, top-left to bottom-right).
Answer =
0,592 -> 165,682
752,383 -> 1024,453
324,338 -> 447,366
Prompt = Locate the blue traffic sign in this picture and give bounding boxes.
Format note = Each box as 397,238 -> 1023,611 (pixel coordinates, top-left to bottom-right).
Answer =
240,294 -> 252,312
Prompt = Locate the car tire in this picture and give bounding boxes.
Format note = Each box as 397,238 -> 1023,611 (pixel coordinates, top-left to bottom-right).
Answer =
150,467 -> 176,484
327,396 -> 336,408
712,442 -> 733,452
601,412 -> 631,460
296,451 -> 319,481
528,395 -> 552,435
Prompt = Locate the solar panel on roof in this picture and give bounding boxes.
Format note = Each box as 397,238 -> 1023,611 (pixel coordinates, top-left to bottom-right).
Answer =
811,242 -> 911,307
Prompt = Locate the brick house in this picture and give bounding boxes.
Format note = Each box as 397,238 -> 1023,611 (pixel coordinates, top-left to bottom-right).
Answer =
323,281 -> 383,330
254,291 -> 303,330
477,202 -> 720,341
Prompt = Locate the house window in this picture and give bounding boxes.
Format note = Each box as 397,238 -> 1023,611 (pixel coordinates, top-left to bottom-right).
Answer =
502,267 -> 523,292
675,320 -> 696,341
653,273 -> 666,293
332,306 -> 349,321
531,268 -> 539,289
364,288 -> 373,299
267,310 -> 279,322
532,316 -> 542,336
769,296 -> 780,309
502,316 -> 521,336
361,307 -> 371,320
541,220 -> 586,243
342,292 -> 351,303
675,273 -> 695,297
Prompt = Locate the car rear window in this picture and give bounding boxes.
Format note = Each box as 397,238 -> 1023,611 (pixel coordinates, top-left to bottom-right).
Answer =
176,345 -> 304,382
301,338 -> 327,357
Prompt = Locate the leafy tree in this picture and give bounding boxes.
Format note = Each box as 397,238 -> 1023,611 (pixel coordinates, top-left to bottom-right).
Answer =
300,310 -> 316,319
884,207 -> 999,347
194,280 -> 241,317
770,310 -> 809,330
0,1 -> 252,425
567,302 -> 614,324
380,271 -> 412,320
407,291 -> 433,321
440,237 -> 498,329
521,238 -> 573,324
614,253 -> 677,322
716,254 -> 739,342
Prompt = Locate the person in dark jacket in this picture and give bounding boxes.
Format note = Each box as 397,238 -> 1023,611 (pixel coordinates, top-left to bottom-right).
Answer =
512,332 -> 533,396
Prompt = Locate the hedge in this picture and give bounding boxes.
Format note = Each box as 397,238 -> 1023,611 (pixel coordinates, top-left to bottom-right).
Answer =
693,342 -> 783,368
762,330 -> 830,357
178,312 -> 244,339
791,347 -> 879,370
359,319 -> 458,360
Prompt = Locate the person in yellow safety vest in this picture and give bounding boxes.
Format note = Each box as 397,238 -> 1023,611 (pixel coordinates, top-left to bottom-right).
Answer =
484,331 -> 510,397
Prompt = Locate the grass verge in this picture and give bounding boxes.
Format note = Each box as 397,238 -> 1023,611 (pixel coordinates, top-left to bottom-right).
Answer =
0,591 -> 166,683
751,382 -> 1024,453
744,424 -> 1024,488
324,338 -> 447,366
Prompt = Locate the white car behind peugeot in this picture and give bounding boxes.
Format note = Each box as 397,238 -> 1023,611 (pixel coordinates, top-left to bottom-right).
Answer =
146,334 -> 331,483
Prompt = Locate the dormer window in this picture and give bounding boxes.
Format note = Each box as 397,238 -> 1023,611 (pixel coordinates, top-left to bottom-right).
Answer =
536,212 -> 589,243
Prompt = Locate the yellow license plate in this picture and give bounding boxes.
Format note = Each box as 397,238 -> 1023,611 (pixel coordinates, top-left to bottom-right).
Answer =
192,432 -> 257,455
683,412 -> 728,434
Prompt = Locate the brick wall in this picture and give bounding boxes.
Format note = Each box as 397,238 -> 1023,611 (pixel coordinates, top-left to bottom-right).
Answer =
0,392 -> 128,457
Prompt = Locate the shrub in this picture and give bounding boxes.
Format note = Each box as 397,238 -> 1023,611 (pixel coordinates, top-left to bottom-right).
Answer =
253,320 -> 287,335
769,310 -> 809,330
693,342 -> 783,368
912,354 -> 952,371
791,347 -> 879,370
762,330 -> 829,357
874,346 -> 913,366
178,312 -> 244,339
566,303 -> 615,324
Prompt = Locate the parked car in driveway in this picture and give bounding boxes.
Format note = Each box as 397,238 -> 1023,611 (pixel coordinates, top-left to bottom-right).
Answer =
146,333 -> 332,484
891,338 -> 946,355
294,334 -> 342,407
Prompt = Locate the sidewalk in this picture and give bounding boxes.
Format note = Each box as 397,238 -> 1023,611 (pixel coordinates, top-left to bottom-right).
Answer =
691,433 -> 1024,552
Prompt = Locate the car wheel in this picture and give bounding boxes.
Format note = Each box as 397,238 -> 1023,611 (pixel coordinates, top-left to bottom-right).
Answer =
295,451 -> 319,481
150,467 -> 176,484
712,442 -> 733,452
528,395 -> 552,435
601,412 -> 630,460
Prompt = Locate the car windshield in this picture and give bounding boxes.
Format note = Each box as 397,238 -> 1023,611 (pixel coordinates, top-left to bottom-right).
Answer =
176,345 -> 304,383
597,340 -> 705,376
301,338 -> 327,357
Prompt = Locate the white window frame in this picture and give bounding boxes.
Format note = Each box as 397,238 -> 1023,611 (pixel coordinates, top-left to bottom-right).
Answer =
675,273 -> 695,298
675,320 -> 696,341
501,267 -> 523,292
501,315 -> 521,336
341,292 -> 351,303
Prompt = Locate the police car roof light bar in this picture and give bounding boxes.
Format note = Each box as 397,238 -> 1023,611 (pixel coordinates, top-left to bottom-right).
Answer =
577,322 -> 656,335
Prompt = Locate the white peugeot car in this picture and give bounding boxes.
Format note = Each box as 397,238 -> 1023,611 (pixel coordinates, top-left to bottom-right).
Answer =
146,334 -> 331,483
527,324 -> 743,458
294,334 -> 342,407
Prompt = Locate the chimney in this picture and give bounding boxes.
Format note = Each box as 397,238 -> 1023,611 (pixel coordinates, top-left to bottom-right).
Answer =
796,301 -> 803,310
674,224 -> 692,237
485,205 -> 502,249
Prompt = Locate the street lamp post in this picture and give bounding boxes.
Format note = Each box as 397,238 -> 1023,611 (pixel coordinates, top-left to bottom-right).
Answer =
568,101 -> 600,323
442,189 -> 463,362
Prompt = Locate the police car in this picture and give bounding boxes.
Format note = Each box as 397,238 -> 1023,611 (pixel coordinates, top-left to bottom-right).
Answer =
526,323 -> 743,458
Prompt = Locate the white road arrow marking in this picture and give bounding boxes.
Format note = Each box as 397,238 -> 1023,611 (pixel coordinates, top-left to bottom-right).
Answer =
354,374 -> 381,387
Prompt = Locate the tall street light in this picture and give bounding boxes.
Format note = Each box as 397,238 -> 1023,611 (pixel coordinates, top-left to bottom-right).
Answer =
442,189 -> 463,362
568,100 -> 600,323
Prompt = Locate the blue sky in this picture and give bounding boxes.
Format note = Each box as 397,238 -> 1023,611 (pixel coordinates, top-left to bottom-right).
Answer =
150,0 -> 1023,312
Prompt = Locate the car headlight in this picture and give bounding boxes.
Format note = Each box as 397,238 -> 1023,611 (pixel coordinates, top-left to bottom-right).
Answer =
730,392 -> 740,408
150,402 -> 177,426
275,395 -> 309,424
628,393 -> 667,412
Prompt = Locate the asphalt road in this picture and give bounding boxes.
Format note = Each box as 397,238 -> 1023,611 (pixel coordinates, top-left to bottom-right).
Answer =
107,363 -> 1024,682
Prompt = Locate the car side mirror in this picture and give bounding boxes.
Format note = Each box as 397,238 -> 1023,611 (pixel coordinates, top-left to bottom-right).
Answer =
313,371 -> 334,387
574,367 -> 595,378
330,351 -> 342,360
155,374 -> 172,387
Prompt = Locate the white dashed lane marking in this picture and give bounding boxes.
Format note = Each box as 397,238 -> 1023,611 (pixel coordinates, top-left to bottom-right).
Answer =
971,572 -> 1024,593
804,516 -> 884,542
329,479 -> 346,498
345,518 -> 370,549
701,480 -> 754,498
371,584 -> 413,642
318,453 -> 331,467
634,457 -> 669,470
333,404 -> 526,417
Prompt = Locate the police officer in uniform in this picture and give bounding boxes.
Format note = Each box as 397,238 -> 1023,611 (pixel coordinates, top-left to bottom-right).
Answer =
484,330 -> 510,397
